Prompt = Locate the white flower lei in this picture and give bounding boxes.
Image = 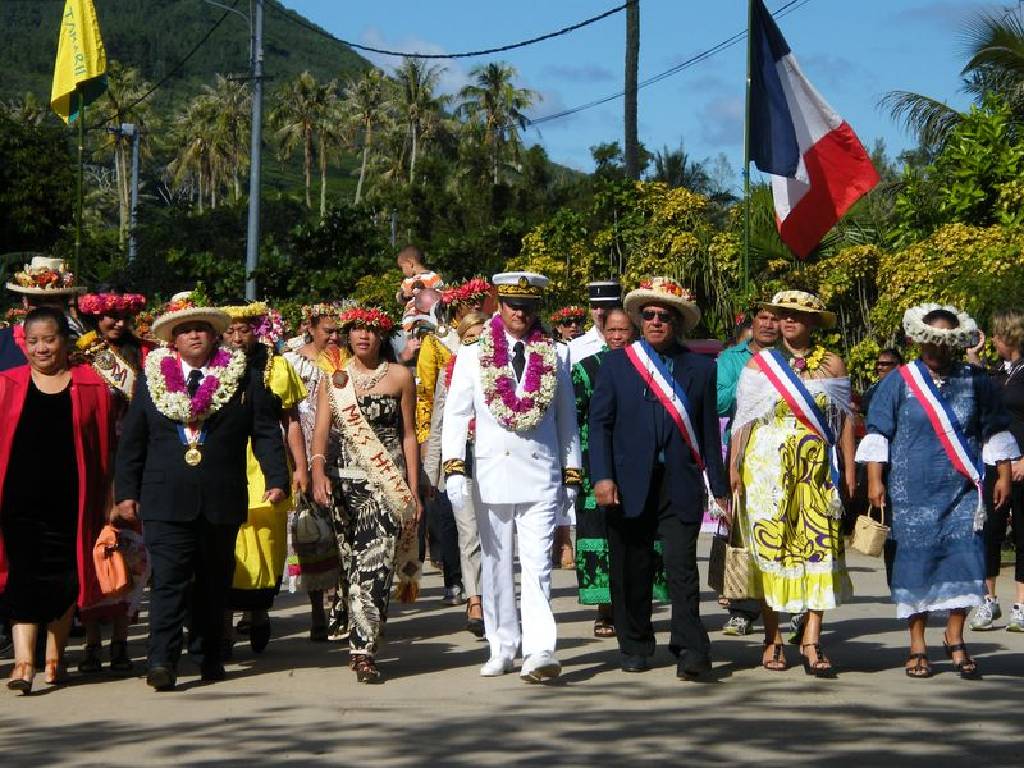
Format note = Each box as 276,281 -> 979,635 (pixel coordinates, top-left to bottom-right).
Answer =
478,318 -> 558,432
902,303 -> 980,349
145,346 -> 247,423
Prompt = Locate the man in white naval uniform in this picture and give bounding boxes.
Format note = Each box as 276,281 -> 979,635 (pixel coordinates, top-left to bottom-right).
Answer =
568,280 -> 622,366
441,272 -> 582,682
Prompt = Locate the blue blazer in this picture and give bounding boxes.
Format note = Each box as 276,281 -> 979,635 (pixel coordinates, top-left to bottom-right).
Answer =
588,344 -> 728,522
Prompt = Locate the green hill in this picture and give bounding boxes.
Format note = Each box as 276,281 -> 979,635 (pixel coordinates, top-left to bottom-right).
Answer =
0,0 -> 369,109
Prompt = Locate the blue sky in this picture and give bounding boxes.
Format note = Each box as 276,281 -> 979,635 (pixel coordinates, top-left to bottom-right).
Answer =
282,0 -> 1008,185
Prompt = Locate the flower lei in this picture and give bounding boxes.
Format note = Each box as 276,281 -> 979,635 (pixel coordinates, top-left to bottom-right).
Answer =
145,346 -> 247,423
902,303 -> 980,349
78,292 -> 147,317
339,306 -> 394,333
478,314 -> 557,432
783,345 -> 828,374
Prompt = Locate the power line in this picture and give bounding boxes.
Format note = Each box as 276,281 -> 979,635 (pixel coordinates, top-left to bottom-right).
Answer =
267,0 -> 634,59
529,0 -> 813,126
85,0 -> 241,131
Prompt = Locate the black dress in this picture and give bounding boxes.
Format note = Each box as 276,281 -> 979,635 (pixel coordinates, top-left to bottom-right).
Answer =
0,380 -> 80,623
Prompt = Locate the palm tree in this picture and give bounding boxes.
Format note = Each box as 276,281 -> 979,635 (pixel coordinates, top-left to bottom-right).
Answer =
269,71 -> 329,208
882,9 -> 1024,147
457,62 -> 537,185
202,75 -> 251,202
94,61 -> 155,243
393,58 -> 447,184
167,95 -> 219,213
649,143 -> 711,193
2,92 -> 49,125
314,80 -> 346,218
345,68 -> 390,203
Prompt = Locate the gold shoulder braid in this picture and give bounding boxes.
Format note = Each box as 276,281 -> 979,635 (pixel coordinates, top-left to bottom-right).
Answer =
443,459 -> 467,477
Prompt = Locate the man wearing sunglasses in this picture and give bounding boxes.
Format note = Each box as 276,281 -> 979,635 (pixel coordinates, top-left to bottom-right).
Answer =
589,277 -> 728,679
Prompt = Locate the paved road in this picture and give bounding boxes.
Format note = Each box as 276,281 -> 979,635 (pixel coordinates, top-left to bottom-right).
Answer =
1,540 -> 1020,766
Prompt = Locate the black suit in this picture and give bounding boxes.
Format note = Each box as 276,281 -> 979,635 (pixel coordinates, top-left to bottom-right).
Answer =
115,358 -> 288,672
589,342 -> 727,666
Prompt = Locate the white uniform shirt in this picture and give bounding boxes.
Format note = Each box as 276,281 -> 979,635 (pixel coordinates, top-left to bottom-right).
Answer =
568,325 -> 604,366
441,331 -> 581,506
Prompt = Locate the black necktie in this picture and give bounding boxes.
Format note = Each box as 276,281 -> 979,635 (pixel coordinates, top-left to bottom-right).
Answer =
186,369 -> 203,398
512,341 -> 526,382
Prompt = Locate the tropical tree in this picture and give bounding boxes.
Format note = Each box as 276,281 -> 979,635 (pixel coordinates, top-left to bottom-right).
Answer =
345,68 -> 390,204
457,62 -> 537,185
393,58 -> 448,185
166,94 -> 220,213
648,143 -> 712,194
314,80 -> 345,218
202,74 -> 250,202
1,92 -> 50,126
269,71 -> 330,208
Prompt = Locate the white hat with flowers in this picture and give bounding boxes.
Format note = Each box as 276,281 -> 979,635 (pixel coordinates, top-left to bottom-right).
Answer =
623,277 -> 701,334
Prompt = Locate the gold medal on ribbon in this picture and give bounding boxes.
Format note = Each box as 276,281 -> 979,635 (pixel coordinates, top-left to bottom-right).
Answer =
184,446 -> 202,466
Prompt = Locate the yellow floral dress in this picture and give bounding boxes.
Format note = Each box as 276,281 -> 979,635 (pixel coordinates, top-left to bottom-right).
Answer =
735,371 -> 852,613
231,352 -> 307,605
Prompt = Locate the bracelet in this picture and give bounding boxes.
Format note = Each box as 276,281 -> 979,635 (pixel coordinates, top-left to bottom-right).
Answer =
310,454 -> 326,464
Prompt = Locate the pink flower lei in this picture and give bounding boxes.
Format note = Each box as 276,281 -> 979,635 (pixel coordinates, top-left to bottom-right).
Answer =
479,314 -> 557,432
159,347 -> 231,420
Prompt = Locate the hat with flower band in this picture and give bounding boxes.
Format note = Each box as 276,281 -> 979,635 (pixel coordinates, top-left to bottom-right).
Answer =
551,306 -> 587,325
6,256 -> 85,296
762,290 -> 836,329
623,277 -> 701,334
151,291 -> 230,343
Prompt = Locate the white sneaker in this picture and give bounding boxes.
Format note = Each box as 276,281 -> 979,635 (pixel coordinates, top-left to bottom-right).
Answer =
520,651 -> 561,683
479,656 -> 514,677
1007,604 -> 1024,633
442,586 -> 464,606
722,615 -> 753,636
968,597 -> 1001,630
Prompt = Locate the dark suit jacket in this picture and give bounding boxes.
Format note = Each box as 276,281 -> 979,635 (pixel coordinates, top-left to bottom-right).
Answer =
114,359 -> 289,526
0,326 -> 27,371
588,343 -> 728,522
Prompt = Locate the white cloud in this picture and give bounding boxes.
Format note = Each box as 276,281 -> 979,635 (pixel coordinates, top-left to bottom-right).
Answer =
358,27 -> 472,96
698,95 -> 744,146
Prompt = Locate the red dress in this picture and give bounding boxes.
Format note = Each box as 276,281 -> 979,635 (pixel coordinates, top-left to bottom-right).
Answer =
0,365 -> 114,617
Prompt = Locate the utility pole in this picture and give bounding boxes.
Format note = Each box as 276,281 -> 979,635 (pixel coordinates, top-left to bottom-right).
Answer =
124,124 -> 140,263
623,0 -> 640,180
245,0 -> 264,300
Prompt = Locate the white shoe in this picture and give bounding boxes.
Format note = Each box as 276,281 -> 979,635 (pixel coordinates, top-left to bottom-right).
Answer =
479,657 -> 514,677
520,651 -> 561,683
968,597 -> 1001,630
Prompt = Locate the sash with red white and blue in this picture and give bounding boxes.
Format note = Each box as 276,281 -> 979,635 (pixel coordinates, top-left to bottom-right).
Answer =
898,360 -> 984,523
753,348 -> 842,510
624,339 -> 704,470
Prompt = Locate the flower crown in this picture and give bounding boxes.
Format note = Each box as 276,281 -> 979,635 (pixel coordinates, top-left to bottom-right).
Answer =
443,277 -> 492,306
638,277 -> 695,302
339,306 -> 394,333
902,303 -> 980,350
301,302 -> 342,323
551,306 -> 587,324
78,292 -> 148,317
5,307 -> 28,324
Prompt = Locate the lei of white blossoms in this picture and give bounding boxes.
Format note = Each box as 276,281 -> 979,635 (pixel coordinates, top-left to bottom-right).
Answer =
478,317 -> 558,432
902,303 -> 980,350
145,346 -> 247,423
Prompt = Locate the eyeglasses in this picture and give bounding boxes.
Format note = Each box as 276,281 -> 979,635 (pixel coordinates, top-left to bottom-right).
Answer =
875,360 -> 896,369
641,310 -> 673,323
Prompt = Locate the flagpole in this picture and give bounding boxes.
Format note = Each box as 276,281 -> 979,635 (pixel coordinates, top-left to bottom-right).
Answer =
75,86 -> 85,279
742,0 -> 753,296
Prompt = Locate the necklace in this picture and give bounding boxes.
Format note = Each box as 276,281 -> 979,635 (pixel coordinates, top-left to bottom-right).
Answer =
781,344 -> 826,374
347,359 -> 388,391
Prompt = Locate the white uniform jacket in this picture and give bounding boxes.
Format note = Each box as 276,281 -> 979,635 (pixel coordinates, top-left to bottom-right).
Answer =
441,338 -> 581,507
568,326 -> 604,366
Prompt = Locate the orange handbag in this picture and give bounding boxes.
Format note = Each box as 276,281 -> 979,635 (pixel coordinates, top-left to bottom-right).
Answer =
93,524 -> 132,598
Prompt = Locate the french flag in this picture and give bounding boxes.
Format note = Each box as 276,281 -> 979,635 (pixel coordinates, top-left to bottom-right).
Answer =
749,0 -> 879,259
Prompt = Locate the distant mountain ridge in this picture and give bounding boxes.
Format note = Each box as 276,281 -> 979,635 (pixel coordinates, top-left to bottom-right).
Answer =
0,0 -> 370,109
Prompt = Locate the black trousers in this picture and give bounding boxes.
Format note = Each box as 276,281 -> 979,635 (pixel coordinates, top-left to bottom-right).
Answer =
982,469 -> 1024,582
144,517 -> 239,670
606,467 -> 710,663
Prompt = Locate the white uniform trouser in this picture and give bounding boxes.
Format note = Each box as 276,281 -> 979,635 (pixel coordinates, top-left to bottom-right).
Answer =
477,500 -> 557,660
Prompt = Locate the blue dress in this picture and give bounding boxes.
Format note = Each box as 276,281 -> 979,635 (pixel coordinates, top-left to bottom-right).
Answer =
865,365 -> 1010,617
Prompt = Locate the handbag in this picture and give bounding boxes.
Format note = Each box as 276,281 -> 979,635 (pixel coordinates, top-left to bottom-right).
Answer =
849,505 -> 890,557
291,492 -> 334,547
93,524 -> 132,598
707,492 -> 751,599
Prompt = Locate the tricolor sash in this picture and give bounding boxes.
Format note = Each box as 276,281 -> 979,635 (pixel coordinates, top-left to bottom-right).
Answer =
624,339 -> 705,469
899,360 -> 985,529
753,348 -> 843,515
327,375 -> 421,602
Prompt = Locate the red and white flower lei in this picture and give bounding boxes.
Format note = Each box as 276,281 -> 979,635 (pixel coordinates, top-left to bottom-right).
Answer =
478,315 -> 557,432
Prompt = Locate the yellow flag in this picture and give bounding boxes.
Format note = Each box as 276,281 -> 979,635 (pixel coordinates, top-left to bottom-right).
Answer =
50,0 -> 108,124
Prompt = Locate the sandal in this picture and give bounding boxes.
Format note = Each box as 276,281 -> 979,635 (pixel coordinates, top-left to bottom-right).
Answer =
943,637 -> 981,680
44,659 -> 69,686
466,602 -> 485,638
904,652 -> 933,679
109,640 -> 133,674
762,641 -> 788,672
800,644 -> 837,678
352,654 -> 381,684
7,662 -> 33,694
593,617 -> 616,638
78,643 -> 102,674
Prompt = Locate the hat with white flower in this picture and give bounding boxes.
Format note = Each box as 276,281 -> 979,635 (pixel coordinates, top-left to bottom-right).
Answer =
623,277 -> 701,334
151,290 -> 230,344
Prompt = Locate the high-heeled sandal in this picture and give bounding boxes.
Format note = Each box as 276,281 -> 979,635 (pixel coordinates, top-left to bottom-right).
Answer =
904,653 -> 932,678
352,654 -> 381,684
762,641 -> 788,672
943,637 -> 981,680
7,662 -> 33,694
800,644 -> 837,678
44,659 -> 69,686
466,602 -> 485,638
